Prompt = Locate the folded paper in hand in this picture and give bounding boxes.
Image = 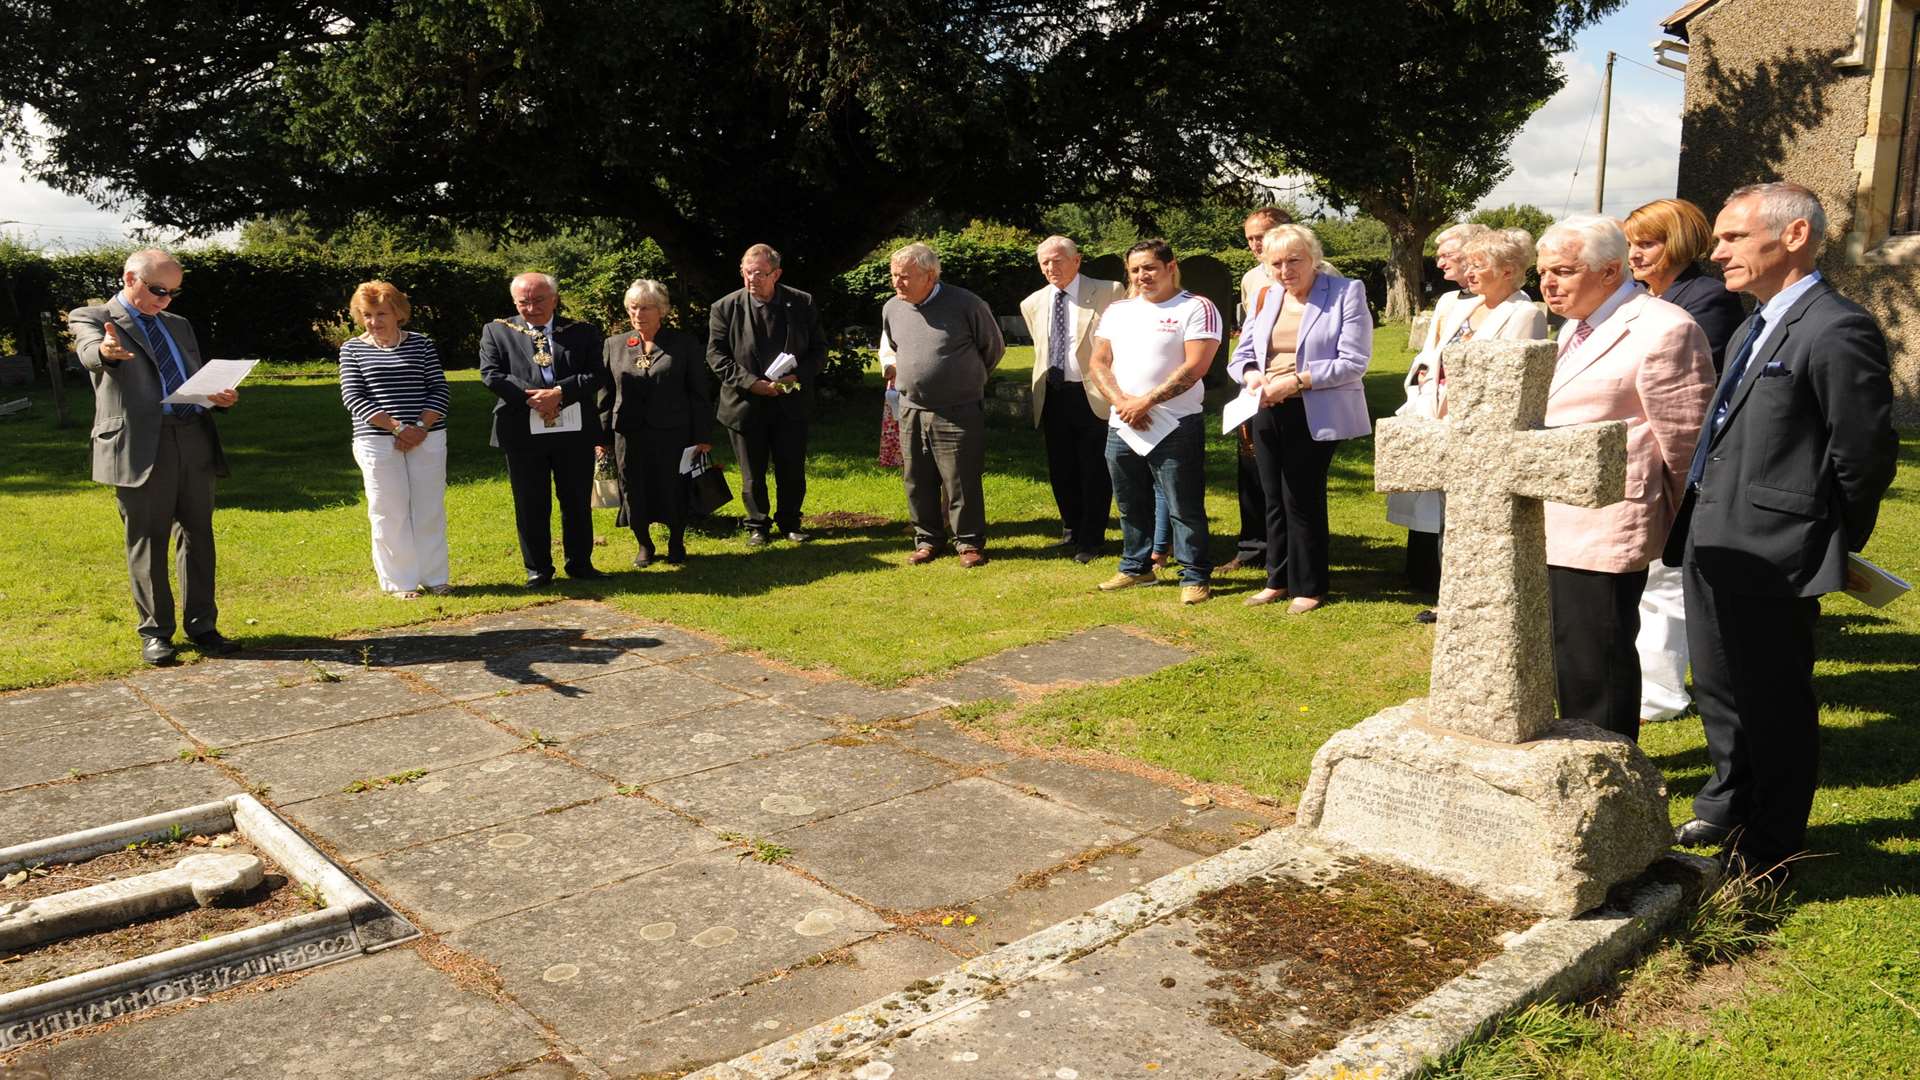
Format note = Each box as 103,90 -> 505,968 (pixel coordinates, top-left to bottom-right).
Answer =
1222,390 -> 1260,434
530,402 -> 582,435
679,446 -> 700,475
765,353 -> 799,381
1114,405 -> 1179,456
161,359 -> 258,405
1845,553 -> 1910,609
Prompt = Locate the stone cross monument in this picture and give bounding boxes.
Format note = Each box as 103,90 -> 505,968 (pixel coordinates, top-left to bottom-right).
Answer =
1296,338 -> 1671,917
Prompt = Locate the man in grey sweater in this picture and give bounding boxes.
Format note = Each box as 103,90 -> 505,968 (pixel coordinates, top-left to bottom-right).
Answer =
880,243 -> 1006,567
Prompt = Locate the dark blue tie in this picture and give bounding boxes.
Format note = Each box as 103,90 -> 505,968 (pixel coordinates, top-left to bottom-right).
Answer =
136,313 -> 198,416
1687,312 -> 1766,489
1048,290 -> 1070,385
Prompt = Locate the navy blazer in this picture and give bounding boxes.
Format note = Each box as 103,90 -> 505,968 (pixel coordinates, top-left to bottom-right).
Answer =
1659,265 -> 1748,374
478,316 -> 607,450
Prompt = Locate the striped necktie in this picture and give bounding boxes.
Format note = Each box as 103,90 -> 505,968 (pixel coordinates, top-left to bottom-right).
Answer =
135,313 -> 198,416
1048,290 -> 1070,384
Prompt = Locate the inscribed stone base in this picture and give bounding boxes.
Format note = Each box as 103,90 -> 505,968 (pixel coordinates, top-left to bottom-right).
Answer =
1295,700 -> 1670,917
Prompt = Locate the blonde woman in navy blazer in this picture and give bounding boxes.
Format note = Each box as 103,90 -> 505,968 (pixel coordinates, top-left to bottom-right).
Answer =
1229,224 -> 1373,613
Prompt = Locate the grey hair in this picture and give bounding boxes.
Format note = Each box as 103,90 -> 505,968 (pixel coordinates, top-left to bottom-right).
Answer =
1264,224 -> 1324,264
1036,235 -> 1079,258
512,271 -> 559,294
624,278 -> 670,310
123,248 -> 179,278
890,242 -> 941,275
1726,181 -> 1828,252
741,243 -> 782,269
1433,223 -> 1490,250
1537,213 -> 1628,272
1461,227 -> 1536,276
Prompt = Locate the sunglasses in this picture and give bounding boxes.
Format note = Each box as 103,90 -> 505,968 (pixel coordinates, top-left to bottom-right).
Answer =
138,278 -> 184,299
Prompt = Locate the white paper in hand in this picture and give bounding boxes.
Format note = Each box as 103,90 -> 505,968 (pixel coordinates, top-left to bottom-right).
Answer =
1222,390 -> 1260,434
1114,405 -> 1179,456
679,446 -> 700,475
1845,553 -> 1911,608
529,402 -> 582,435
884,387 -> 903,422
162,358 -> 258,405
764,352 -> 799,381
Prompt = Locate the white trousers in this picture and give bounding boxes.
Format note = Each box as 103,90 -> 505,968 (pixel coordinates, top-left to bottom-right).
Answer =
1635,560 -> 1691,721
351,430 -> 450,593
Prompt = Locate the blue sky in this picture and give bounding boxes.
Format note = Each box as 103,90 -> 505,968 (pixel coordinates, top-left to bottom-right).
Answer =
1,0 -> 1691,249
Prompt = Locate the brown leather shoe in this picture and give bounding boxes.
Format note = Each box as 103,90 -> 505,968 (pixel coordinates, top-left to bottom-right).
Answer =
958,549 -> 987,569
907,545 -> 938,565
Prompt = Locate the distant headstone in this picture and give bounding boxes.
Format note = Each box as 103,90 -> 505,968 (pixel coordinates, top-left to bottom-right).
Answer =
1296,338 -> 1671,916
1174,255 -> 1234,329
1083,253 -> 1126,289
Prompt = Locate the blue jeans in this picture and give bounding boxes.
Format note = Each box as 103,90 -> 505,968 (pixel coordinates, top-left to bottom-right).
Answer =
1106,413 -> 1211,585
1153,488 -> 1171,554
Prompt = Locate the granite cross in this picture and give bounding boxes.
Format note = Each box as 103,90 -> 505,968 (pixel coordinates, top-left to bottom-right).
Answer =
0,851 -> 263,951
1374,338 -> 1628,743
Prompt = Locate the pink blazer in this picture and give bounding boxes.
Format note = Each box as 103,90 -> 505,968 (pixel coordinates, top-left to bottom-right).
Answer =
1544,291 -> 1715,573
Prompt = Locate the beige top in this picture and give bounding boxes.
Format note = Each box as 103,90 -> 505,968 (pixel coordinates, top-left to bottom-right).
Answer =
1264,295 -> 1305,379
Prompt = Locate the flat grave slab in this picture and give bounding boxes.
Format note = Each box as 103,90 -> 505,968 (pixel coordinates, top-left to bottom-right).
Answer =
0,763 -> 241,848
564,700 -> 841,787
993,756 -> 1203,833
356,796 -> 725,932
580,623 -> 726,662
881,716 -> 1018,768
123,655 -> 358,711
467,664 -> 749,742
220,707 -> 525,803
964,625 -> 1191,686
284,753 -> 609,861
164,669 -> 443,747
782,776 -> 1120,912
0,683 -> 142,733
524,598 -> 647,632
905,669 -> 1020,707
388,655 -> 579,701
509,636 -> 659,681
6,948 -> 547,1080
645,742 -> 959,836
773,682 -> 943,724
672,652 -> 824,697
5,711 -> 193,791
448,851 -> 890,1070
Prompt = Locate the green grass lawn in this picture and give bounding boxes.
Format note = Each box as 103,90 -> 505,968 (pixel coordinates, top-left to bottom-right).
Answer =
2,328 -> 1915,1075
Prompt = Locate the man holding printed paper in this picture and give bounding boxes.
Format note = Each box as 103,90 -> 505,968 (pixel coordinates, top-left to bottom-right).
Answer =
71,249 -> 244,665
479,272 -> 607,587
1085,239 -> 1221,605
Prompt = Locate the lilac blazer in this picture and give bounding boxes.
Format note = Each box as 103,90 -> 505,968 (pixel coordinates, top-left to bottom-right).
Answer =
1229,271 -> 1373,441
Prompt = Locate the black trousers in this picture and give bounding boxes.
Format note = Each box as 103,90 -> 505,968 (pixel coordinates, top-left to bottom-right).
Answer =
1234,428 -> 1268,563
117,416 -> 220,640
1247,398 -> 1337,596
1041,381 -> 1111,552
504,438 -> 597,576
1685,558 -> 1821,865
1406,530 -> 1441,594
728,410 -> 808,535
1547,565 -> 1649,741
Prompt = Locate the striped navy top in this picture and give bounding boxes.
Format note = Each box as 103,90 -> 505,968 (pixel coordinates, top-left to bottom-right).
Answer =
338,332 -> 451,439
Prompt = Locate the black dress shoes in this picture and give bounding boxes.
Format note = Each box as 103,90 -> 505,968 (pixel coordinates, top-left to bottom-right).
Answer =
633,551 -> 654,568
1673,818 -> 1734,847
785,530 -> 812,543
745,532 -> 769,549
1414,609 -> 1438,624
1073,550 -> 1099,564
525,572 -> 554,588
141,637 -> 178,665
190,630 -> 241,656
568,566 -> 608,580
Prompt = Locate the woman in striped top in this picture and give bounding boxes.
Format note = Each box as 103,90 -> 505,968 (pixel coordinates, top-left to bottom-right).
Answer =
339,281 -> 452,598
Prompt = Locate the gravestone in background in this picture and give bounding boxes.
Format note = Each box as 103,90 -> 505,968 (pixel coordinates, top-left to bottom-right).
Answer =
1295,337 -> 1671,917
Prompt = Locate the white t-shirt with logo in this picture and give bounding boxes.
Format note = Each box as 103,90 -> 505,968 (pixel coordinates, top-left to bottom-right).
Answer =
1094,291 -> 1223,426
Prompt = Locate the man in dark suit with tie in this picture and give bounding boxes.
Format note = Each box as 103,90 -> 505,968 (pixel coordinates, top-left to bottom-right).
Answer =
706,244 -> 827,548
71,249 -> 242,665
1666,182 -> 1898,879
479,272 -> 607,586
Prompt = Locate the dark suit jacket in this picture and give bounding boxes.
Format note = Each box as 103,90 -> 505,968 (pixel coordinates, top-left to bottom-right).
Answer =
70,299 -> 229,487
1660,266 -> 1748,374
705,284 -> 827,430
1664,278 -> 1898,597
478,316 -> 606,450
598,327 -> 714,444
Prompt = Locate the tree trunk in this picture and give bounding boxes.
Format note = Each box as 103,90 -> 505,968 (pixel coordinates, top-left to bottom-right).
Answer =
1381,217 -> 1426,324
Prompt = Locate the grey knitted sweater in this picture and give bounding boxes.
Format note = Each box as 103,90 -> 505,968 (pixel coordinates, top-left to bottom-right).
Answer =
882,284 -> 1006,410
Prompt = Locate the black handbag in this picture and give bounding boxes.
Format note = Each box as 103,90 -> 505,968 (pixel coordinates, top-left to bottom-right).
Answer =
687,451 -> 733,516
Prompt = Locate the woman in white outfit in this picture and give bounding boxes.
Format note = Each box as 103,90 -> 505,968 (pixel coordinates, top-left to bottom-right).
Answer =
339,281 -> 452,598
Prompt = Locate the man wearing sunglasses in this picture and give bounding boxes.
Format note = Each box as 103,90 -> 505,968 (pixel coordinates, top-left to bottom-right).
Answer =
71,248 -> 242,665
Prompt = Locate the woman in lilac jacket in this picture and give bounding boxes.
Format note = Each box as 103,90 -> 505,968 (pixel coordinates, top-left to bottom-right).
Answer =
1229,224 -> 1373,613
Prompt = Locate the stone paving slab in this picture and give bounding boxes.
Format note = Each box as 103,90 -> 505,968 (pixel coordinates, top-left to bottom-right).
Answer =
614,933 -> 956,1076
5,710 -> 194,791
513,636 -> 662,682
449,851 -> 891,1070
164,669 -> 444,747
773,683 -> 944,725
124,654 -> 359,711
0,761 -> 242,847
905,669 -> 1020,707
965,625 -> 1191,686
357,795 -> 726,932
221,706 -> 527,803
0,682 -> 143,733
673,652 -> 825,698
646,742 -> 959,837
524,599 -> 647,632
8,947 -> 550,1080
582,623 -> 727,663
565,700 -> 842,787
285,752 -> 610,861
352,623 -> 576,668
391,655 -> 583,701
782,777 -> 1121,913
468,665 -> 749,742
882,716 -> 1018,768
993,756 -> 1202,833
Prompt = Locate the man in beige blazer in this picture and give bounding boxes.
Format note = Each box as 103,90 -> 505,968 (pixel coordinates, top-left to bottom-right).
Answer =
1538,214 -> 1714,741
1020,236 -> 1125,561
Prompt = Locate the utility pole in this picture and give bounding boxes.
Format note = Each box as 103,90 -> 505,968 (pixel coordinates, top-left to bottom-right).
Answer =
1594,51 -> 1616,213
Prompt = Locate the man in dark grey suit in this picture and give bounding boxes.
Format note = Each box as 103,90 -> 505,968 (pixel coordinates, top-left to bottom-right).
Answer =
1666,182 -> 1898,879
479,272 -> 607,586
71,249 -> 242,665
706,243 -> 827,548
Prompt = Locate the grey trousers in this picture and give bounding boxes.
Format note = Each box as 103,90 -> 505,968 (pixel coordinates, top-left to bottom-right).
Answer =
115,417 -> 219,640
901,402 -> 986,551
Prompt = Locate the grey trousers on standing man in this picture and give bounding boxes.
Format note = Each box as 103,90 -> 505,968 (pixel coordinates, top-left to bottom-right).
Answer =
901,402 -> 987,552
118,416 -> 221,639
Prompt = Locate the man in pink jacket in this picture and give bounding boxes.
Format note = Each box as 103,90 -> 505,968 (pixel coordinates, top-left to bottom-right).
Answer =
1537,214 -> 1715,741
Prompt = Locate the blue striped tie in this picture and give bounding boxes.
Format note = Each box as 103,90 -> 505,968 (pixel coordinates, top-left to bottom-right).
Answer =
135,313 -> 198,416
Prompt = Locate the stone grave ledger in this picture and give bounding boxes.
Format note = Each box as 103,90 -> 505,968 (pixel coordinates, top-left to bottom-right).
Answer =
1298,337 -> 1671,917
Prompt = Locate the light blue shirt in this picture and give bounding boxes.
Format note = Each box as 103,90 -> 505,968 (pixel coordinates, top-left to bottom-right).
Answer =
1746,270 -> 1822,361
115,295 -> 192,414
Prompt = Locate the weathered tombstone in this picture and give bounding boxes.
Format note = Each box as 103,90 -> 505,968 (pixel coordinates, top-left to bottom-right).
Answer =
0,852 -> 263,950
1083,252 -> 1125,288
1296,338 -> 1671,916
1174,254 -> 1234,329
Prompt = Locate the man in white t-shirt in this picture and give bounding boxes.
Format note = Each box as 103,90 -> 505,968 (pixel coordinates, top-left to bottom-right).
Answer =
1085,239 -> 1222,604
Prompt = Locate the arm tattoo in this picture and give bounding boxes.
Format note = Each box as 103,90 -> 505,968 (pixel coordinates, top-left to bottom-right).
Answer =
1144,370 -> 1200,406
1087,366 -> 1125,403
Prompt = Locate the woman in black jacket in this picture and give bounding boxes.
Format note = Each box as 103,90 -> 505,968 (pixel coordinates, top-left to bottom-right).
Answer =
1626,198 -> 1748,372
597,279 -> 713,566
